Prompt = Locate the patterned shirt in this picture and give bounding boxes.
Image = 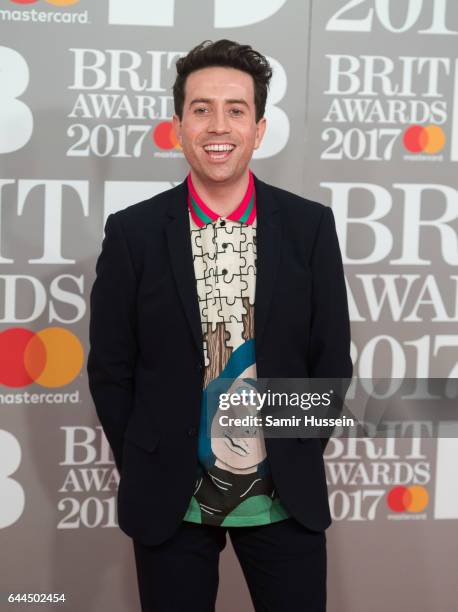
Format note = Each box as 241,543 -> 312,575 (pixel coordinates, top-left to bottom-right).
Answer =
182,170 -> 290,527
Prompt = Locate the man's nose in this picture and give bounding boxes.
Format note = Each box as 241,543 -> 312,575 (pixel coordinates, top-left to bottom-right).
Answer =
208,108 -> 230,133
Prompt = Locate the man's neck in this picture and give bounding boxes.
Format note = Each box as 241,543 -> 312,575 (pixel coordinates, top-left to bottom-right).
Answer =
190,169 -> 250,217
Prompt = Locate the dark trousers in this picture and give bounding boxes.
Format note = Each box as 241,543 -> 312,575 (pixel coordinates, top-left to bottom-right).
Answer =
133,517 -> 326,612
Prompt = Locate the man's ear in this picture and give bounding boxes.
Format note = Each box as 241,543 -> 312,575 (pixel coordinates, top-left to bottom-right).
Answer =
254,116 -> 267,150
172,114 -> 182,146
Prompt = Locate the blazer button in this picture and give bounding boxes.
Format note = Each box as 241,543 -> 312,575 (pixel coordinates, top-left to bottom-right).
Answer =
188,427 -> 197,437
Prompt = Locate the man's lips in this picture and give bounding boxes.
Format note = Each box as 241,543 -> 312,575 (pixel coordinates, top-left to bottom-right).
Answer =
202,144 -> 236,162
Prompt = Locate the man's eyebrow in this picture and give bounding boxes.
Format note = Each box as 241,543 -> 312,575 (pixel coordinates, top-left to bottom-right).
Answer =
189,98 -> 212,106
225,98 -> 249,106
189,98 -> 250,107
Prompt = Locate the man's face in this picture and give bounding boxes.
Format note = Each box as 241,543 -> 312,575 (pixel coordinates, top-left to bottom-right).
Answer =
173,66 -> 266,185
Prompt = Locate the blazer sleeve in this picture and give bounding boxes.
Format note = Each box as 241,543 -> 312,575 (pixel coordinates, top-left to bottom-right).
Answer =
307,206 -> 353,452
86,213 -> 138,471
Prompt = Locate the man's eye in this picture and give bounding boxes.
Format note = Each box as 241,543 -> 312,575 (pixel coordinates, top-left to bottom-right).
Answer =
195,107 -> 208,114
230,108 -> 243,116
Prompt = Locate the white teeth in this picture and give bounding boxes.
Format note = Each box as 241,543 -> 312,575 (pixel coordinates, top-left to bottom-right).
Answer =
204,144 -> 235,152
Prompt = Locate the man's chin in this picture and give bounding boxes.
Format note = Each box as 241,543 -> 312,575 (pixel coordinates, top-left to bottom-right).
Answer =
198,166 -> 246,185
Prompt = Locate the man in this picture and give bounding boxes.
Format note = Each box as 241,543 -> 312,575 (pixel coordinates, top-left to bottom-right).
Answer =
87,39 -> 352,612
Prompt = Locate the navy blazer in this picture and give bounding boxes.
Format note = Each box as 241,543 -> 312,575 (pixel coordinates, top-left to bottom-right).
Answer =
87,174 -> 353,545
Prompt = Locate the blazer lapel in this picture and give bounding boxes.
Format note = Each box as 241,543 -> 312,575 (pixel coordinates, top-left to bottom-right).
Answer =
165,180 -> 205,363
253,175 -> 281,353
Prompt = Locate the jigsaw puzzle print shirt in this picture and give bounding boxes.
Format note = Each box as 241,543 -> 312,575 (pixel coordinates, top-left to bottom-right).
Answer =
182,170 -> 290,527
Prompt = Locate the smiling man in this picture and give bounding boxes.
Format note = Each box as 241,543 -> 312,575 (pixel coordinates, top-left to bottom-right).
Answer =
87,40 -> 352,612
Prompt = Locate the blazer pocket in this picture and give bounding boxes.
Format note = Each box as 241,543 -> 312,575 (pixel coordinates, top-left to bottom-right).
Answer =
124,424 -> 160,453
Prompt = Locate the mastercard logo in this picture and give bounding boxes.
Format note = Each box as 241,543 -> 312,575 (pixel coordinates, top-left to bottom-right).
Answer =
387,485 -> 429,513
0,327 -> 84,388
153,121 -> 181,151
403,125 -> 445,154
11,0 -> 80,6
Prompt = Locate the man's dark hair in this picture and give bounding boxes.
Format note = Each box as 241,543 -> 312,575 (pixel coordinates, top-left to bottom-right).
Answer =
173,39 -> 272,123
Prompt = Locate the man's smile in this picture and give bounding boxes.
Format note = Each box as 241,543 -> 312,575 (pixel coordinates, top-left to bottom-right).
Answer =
203,143 -> 236,161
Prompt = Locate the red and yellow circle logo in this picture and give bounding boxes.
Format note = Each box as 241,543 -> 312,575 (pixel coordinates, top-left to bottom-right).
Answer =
0,327 -> 84,388
403,125 -> 445,154
153,122 -> 181,151
387,485 -> 429,513
11,0 -> 80,5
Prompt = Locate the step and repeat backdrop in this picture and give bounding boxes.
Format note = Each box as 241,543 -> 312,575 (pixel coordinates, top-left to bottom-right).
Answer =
1,1 -> 457,611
